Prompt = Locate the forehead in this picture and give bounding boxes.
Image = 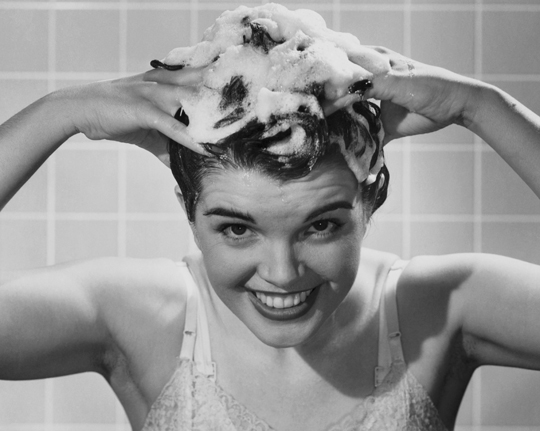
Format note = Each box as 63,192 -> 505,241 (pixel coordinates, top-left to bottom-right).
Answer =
197,161 -> 360,218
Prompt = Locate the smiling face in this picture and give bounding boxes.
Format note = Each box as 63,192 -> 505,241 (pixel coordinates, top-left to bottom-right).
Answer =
189,155 -> 368,348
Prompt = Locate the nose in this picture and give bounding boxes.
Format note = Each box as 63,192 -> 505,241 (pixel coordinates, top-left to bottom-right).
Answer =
257,241 -> 304,289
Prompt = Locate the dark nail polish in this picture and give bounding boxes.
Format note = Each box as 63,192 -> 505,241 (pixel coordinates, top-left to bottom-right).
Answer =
348,80 -> 372,94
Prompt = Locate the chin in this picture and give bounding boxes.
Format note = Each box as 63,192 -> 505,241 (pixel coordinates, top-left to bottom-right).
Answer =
247,313 -> 326,349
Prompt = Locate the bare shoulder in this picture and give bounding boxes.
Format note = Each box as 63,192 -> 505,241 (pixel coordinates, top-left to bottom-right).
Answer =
396,253 -> 476,328
395,252 -> 539,357
77,256 -> 189,339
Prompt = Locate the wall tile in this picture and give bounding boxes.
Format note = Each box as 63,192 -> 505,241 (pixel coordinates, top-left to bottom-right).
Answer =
126,150 -> 181,214
0,79 -> 49,124
3,163 -> 48,213
52,373 -> 116,423
363,220 -> 403,256
410,221 -> 474,255
126,0 -> 188,2
0,10 -> 48,72
0,220 -> 47,270
55,220 -> 118,263
410,150 -> 475,215
125,219 -> 192,260
411,11 -> 475,74
482,150 -> 540,215
482,222 -> 540,265
483,11 -> 540,75
481,366 -> 540,426
412,0 -> 474,3
56,149 -> 119,213
340,11 -> 405,53
126,10 -> 191,72
484,0 -> 540,3
197,10 -> 229,41
56,10 -> 120,73
489,80 -> 540,118
0,380 -> 45,424
342,0 -> 404,4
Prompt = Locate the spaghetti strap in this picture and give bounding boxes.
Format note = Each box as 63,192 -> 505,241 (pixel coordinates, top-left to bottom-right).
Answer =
177,263 -> 216,381
374,259 -> 408,387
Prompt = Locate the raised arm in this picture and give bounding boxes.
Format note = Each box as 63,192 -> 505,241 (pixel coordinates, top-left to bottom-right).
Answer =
0,69 -> 198,379
0,69 -> 203,210
359,47 -> 540,370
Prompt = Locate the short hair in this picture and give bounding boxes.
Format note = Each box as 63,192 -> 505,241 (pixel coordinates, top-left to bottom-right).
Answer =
169,100 -> 389,223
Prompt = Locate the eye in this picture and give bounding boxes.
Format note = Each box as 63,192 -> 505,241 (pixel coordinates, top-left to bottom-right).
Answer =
220,224 -> 253,242
305,219 -> 343,238
229,225 -> 247,236
312,220 -> 330,232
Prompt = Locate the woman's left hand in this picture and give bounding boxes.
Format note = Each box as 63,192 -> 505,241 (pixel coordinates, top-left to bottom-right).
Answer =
351,47 -> 481,144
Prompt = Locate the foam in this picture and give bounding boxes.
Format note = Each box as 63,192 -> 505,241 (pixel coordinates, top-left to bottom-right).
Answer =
161,3 -> 388,183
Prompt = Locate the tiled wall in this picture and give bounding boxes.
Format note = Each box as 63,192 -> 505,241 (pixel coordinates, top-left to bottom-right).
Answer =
1,0 -> 540,429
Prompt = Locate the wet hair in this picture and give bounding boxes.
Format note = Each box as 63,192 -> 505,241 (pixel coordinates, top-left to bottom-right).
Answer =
169,101 -> 389,223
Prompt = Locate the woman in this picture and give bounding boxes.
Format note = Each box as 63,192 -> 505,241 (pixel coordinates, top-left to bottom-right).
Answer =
1,7 -> 540,431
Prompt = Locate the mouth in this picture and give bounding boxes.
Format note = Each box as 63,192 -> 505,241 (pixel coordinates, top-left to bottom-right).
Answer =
247,285 -> 320,321
253,289 -> 314,309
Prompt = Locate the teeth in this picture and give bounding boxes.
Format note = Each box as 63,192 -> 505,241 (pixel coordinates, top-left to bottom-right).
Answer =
254,289 -> 313,309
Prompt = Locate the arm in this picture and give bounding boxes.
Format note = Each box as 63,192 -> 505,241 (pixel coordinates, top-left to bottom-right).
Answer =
0,257 -> 185,380
359,48 -> 540,367
402,253 -> 540,370
0,69 -> 198,378
0,70 -> 203,210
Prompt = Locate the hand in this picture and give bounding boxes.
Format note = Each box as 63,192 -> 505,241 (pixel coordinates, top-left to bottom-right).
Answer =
60,67 -> 206,166
353,47 -> 481,144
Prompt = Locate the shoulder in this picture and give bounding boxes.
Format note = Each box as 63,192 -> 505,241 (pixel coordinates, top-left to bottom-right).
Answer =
63,256 -> 190,355
79,256 -> 189,326
63,256 -> 187,308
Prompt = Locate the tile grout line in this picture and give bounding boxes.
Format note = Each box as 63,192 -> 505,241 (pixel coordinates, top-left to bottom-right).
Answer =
472,0 -> 484,429
117,0 -> 128,264
45,0 -> 57,428
116,1 -> 128,427
3,2 -> 540,13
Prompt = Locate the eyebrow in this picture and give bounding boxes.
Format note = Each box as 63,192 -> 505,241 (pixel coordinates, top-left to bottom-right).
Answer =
203,201 -> 353,224
303,201 -> 354,223
202,207 -> 255,223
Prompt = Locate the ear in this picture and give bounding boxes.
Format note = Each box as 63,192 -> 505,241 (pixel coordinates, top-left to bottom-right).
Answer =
174,185 -> 201,249
174,185 -> 187,215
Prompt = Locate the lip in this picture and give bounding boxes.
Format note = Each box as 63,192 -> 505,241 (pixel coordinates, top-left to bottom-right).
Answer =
247,284 -> 321,321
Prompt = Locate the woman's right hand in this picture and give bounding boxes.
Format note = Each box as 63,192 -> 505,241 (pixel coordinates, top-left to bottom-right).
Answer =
58,67 -> 207,165
354,47 -> 483,145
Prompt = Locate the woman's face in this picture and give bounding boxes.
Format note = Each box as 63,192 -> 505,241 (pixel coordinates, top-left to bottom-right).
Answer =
191,158 -> 367,348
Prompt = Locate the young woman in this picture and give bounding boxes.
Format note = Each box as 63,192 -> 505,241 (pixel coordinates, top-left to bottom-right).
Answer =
1,15 -> 540,431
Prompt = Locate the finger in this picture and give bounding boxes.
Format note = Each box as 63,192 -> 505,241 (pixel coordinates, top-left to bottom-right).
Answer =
142,83 -> 198,117
348,46 -> 391,75
145,107 -> 209,156
143,67 -> 204,87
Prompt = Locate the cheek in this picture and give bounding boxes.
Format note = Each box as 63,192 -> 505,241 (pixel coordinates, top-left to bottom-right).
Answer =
198,237 -> 255,300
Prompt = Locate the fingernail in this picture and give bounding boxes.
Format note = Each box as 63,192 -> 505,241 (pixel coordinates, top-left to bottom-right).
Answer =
150,59 -> 184,71
348,80 -> 373,94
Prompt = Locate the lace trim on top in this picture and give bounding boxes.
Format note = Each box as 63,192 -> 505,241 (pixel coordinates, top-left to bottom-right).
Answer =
142,357 -> 448,431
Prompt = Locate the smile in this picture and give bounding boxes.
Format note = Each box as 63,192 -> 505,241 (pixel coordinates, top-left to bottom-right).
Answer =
253,289 -> 314,309
247,285 -> 321,321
